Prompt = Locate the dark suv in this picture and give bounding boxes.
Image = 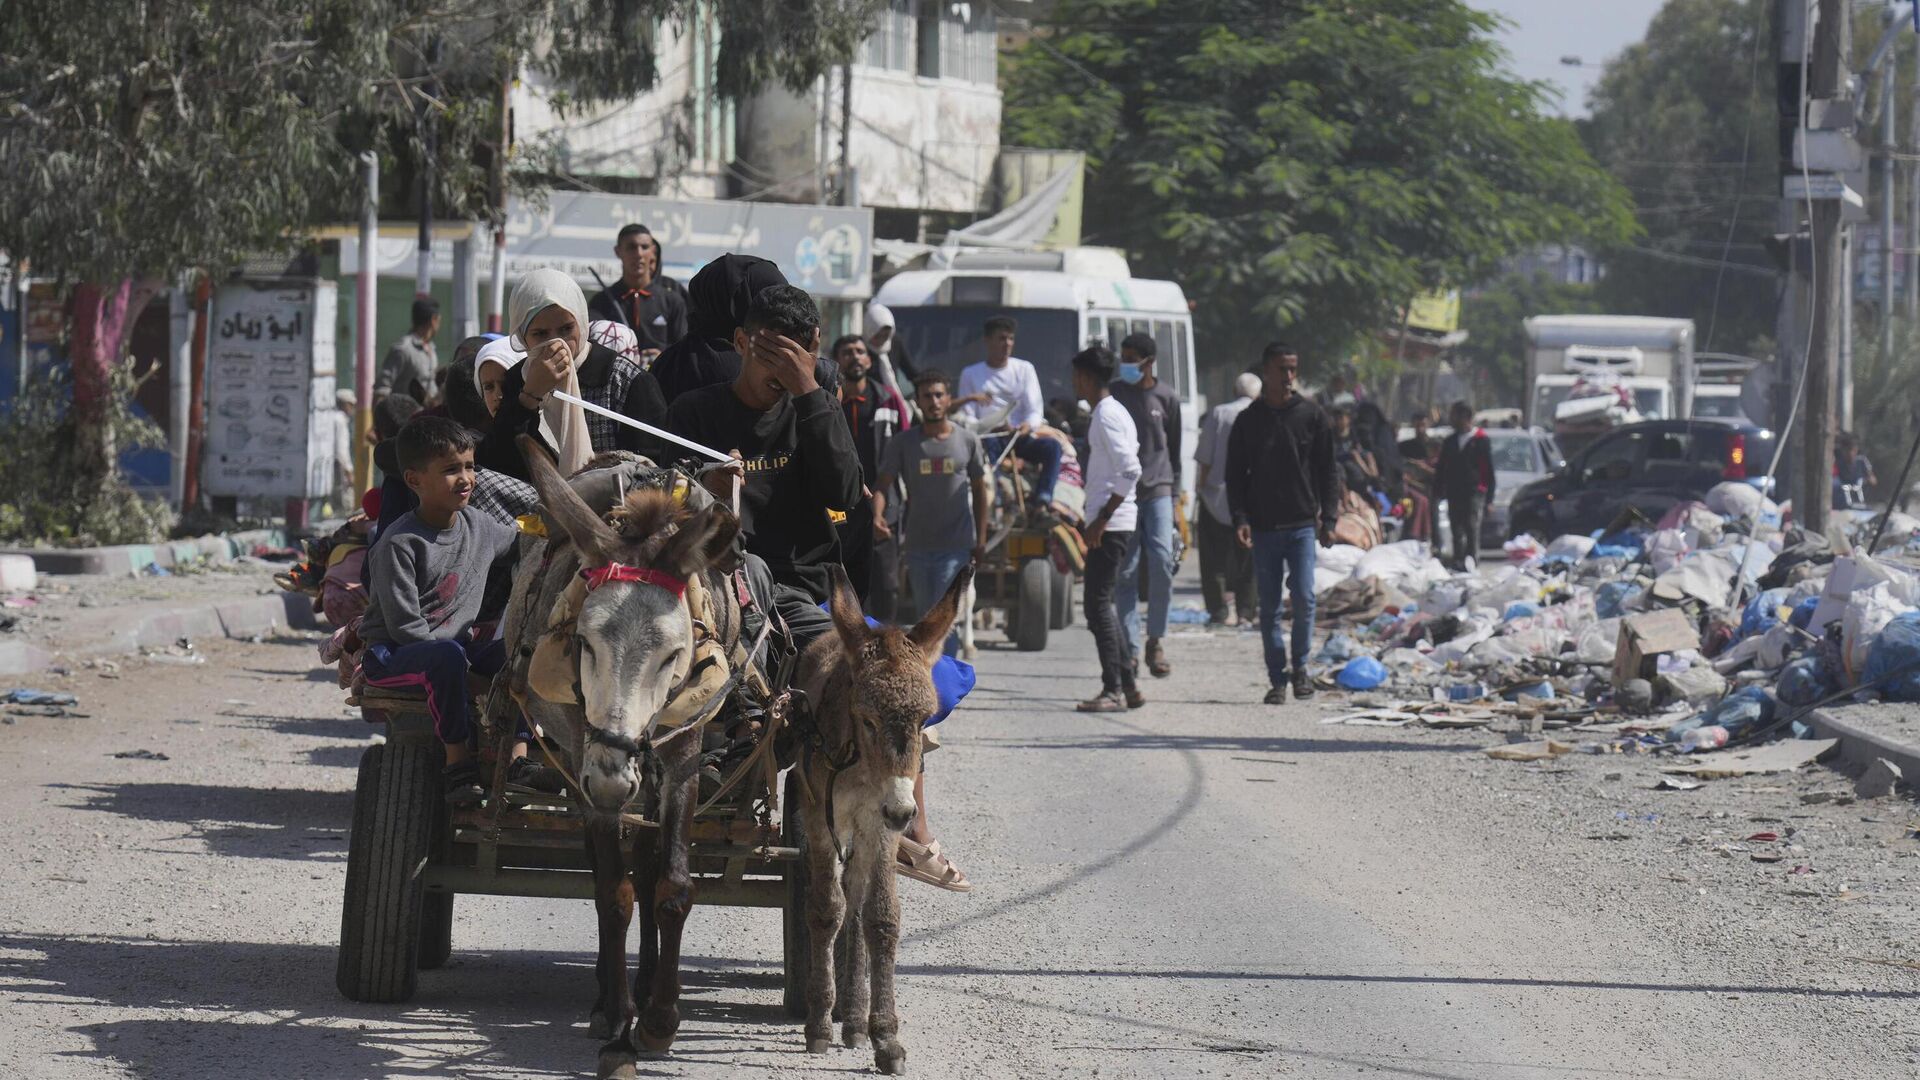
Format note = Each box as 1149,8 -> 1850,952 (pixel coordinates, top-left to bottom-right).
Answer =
1506,420 -> 1774,541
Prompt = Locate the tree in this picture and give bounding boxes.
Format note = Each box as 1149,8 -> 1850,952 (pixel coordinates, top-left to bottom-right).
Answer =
1455,271 -> 1603,404
0,0 -> 882,532
1003,0 -> 1635,374
1579,0 -> 1779,356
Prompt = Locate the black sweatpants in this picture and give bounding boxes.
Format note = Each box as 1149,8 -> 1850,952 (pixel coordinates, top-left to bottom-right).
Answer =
1083,529 -> 1137,694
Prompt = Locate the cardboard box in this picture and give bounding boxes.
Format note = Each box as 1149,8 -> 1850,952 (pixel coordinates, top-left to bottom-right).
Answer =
1613,608 -> 1700,689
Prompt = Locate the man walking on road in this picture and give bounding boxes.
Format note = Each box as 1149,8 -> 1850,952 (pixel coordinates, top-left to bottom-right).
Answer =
1194,371 -> 1260,626
1436,401 -> 1494,570
955,315 -> 1063,514
1227,342 -> 1337,705
375,298 -> 440,404
1072,346 -> 1144,713
1109,332 -> 1183,677
588,223 -> 689,361
873,370 -> 989,655
838,333 -> 910,617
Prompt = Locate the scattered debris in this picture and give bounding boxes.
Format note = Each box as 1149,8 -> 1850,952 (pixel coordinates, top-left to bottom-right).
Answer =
110,749 -> 169,761
1484,739 -> 1574,762
1654,777 -> 1702,791
1,689 -> 78,706
1853,757 -> 1905,799
1660,739 -> 1838,780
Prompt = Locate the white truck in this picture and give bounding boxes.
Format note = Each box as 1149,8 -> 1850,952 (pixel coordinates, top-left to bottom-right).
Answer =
1521,315 -> 1697,451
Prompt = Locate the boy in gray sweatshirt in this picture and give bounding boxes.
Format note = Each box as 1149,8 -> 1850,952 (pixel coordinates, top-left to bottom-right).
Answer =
360,416 -> 525,804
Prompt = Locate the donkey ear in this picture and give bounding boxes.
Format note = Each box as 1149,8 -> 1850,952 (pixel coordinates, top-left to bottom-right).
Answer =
656,505 -> 741,581
519,434 -> 618,563
826,562 -> 870,653
907,562 -> 973,662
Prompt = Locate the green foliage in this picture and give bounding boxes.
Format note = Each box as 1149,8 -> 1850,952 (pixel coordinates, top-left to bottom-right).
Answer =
0,361 -> 174,546
1578,0 -> 1779,355
1455,271 -> 1603,403
1003,0 -> 1636,373
1850,314 -> 1920,486
0,0 -> 884,285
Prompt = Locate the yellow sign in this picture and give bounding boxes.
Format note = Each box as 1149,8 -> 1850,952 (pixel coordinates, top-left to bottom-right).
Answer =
1406,290 -> 1460,334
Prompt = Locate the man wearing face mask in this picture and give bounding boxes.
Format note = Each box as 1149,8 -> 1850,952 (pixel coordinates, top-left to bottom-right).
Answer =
836,333 -> 909,616
1108,332 -> 1183,679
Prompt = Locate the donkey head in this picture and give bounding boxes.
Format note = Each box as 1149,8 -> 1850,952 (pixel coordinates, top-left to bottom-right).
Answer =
825,561 -> 971,833
521,437 -> 739,812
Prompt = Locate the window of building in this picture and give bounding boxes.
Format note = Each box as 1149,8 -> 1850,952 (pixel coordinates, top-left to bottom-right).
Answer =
862,0 -> 915,72
916,2 -> 942,78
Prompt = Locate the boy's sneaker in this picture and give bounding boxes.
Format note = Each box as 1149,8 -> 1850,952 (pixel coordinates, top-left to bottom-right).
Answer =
1262,686 -> 1287,705
444,761 -> 485,807
504,755 -> 564,795
1290,668 -> 1315,700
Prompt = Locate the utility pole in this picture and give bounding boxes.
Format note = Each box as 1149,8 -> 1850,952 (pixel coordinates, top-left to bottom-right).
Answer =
1802,0 -> 1851,537
1882,47 -> 1898,363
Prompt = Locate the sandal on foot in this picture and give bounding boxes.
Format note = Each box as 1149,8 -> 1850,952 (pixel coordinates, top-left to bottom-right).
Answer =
896,837 -> 973,892
1076,692 -> 1127,713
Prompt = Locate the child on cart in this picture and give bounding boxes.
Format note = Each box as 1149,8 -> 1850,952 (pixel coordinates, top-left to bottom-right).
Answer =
357,416 -> 537,806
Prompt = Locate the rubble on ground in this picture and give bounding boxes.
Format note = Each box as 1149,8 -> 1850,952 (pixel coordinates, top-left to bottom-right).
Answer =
1299,483 -> 1920,786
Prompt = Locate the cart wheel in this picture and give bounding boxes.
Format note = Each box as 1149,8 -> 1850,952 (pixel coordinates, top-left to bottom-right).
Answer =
1014,559 -> 1051,652
417,891 -> 453,971
781,770 -> 810,1019
1049,564 -> 1074,630
336,740 -> 436,1003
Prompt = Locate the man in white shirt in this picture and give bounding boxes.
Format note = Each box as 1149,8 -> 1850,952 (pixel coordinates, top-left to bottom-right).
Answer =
955,315 -> 1063,513
1071,345 -> 1143,713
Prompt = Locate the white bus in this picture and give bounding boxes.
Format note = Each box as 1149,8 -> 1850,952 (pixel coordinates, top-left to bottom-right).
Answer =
873,247 -> 1202,493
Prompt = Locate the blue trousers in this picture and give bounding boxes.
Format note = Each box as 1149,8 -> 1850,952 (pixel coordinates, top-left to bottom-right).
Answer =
1116,493 -> 1175,655
904,548 -> 971,657
984,433 -> 1063,506
1250,526 -> 1317,686
364,636 -> 506,745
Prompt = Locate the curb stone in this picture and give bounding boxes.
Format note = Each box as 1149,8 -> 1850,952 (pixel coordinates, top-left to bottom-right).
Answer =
0,592 -> 322,677
0,529 -> 288,577
1804,707 -> 1920,785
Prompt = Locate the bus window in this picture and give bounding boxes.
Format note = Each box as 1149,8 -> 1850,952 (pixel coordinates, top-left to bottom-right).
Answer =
1108,316 -> 1129,347
1174,322 -> 1191,397
1151,319 -> 1179,395
1130,318 -> 1151,339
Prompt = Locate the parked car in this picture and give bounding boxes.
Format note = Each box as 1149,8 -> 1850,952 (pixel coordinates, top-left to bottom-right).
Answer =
1506,419 -> 1774,541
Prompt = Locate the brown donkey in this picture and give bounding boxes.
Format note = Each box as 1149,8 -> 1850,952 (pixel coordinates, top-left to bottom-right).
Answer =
794,562 -> 971,1074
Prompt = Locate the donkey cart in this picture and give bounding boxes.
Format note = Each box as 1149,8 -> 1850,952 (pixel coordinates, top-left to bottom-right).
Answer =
971,521 -> 1076,653
334,684 -> 811,1018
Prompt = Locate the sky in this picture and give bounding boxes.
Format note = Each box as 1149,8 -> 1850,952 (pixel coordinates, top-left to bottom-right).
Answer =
1478,0 -> 1669,116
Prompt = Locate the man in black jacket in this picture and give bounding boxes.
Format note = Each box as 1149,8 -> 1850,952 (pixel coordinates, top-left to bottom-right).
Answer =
661,284 -> 860,643
1435,400 -> 1494,570
587,224 -> 688,359
1226,342 -> 1339,705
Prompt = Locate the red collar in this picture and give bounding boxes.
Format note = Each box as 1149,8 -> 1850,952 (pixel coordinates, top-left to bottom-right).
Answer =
623,283 -> 653,300
582,563 -> 686,597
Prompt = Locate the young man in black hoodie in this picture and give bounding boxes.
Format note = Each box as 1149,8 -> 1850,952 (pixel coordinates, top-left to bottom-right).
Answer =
661,284 -> 861,642
1226,342 -> 1339,704
1435,400 -> 1494,570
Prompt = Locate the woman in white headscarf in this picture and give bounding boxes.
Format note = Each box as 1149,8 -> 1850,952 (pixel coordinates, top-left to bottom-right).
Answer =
475,269 -> 597,478
863,301 -> 917,393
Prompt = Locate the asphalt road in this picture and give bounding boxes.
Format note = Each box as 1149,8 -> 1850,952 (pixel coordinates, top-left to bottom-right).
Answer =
2,581 -> 1917,1079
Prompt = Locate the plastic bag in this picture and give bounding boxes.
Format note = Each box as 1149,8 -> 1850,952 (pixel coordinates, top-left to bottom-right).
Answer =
1864,611 -> 1920,701
1645,529 -> 1690,575
1575,617 -> 1622,664
1841,582 -> 1909,683
1336,655 -> 1388,690
1667,685 -> 1774,743
1503,534 -> 1543,564
1312,566 -> 1348,596
1738,587 -> 1789,641
1317,633 -> 1362,664
1656,666 -> 1728,708
1705,481 -> 1764,520
1596,580 -> 1642,619
1316,543 -> 1367,576
1542,534 -> 1596,563
1777,655 -> 1834,706
1502,601 -> 1540,622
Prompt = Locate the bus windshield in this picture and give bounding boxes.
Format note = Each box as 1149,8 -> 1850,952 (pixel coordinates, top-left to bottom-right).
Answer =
1533,383 -> 1671,421
890,308 -> 1084,414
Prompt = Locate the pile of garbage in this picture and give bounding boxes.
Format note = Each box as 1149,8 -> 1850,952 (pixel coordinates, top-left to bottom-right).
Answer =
1304,481 -> 1920,758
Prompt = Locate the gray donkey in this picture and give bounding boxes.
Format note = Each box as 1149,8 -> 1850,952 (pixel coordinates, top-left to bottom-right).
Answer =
505,439 -> 740,1080
794,562 -> 972,1074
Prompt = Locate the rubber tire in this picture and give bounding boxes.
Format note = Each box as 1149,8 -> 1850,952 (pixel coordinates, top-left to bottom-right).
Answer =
1013,559 -> 1051,652
336,740 -> 437,1003
1049,565 -> 1074,630
781,770 -> 810,1019
416,891 -> 453,971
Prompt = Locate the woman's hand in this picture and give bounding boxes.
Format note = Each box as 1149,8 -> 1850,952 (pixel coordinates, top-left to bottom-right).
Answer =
522,338 -> 574,399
